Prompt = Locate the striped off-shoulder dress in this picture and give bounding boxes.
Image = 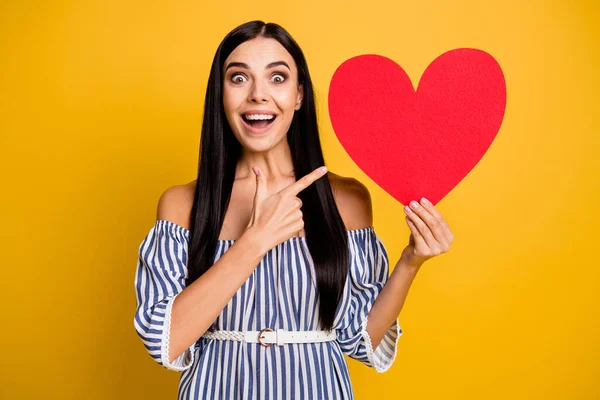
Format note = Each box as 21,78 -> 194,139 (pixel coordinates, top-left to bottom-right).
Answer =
133,219 -> 402,399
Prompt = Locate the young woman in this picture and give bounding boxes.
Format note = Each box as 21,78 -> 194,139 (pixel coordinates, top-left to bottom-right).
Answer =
134,20 -> 453,400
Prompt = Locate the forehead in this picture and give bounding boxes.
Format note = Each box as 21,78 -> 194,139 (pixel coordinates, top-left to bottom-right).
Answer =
224,37 -> 296,71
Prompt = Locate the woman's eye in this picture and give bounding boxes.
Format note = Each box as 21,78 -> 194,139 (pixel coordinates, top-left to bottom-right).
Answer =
231,73 -> 247,83
272,73 -> 286,83
230,72 -> 286,84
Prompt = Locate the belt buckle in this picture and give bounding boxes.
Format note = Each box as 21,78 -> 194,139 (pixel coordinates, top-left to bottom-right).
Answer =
258,328 -> 274,348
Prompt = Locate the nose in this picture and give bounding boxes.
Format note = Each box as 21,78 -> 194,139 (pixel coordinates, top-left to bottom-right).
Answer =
248,79 -> 269,103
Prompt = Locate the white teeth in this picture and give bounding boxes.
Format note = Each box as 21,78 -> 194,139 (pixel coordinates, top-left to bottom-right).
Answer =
244,114 -> 275,120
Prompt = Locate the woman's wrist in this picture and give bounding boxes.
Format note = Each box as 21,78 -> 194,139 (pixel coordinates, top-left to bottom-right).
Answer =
396,257 -> 423,274
238,226 -> 268,259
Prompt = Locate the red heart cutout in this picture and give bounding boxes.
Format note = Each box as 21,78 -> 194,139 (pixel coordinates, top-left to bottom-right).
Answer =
328,48 -> 506,206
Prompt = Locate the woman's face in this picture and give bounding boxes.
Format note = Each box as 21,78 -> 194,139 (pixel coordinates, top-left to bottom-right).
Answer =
222,37 -> 304,152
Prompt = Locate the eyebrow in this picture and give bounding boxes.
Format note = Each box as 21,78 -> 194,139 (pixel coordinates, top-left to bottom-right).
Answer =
224,61 -> 291,72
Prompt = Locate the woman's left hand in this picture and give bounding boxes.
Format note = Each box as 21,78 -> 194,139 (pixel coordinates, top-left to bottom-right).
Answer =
400,197 -> 454,268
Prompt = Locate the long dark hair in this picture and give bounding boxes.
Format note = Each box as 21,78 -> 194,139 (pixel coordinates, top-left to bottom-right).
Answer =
187,20 -> 348,331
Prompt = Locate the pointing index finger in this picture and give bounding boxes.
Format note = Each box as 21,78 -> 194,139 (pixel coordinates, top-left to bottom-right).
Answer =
282,166 -> 328,196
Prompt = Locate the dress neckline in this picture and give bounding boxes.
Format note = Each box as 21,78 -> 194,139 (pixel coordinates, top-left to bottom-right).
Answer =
156,219 -> 374,243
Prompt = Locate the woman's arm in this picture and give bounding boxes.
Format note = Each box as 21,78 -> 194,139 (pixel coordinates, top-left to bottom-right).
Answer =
365,261 -> 420,349
168,228 -> 266,363
366,197 -> 454,348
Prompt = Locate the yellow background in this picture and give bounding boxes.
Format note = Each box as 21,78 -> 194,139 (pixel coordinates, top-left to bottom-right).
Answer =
1,0 -> 598,399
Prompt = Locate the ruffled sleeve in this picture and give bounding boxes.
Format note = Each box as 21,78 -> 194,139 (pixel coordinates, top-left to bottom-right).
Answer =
335,227 -> 403,373
133,220 -> 195,372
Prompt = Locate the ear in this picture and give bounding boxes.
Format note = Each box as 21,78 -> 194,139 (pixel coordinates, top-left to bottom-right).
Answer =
295,83 -> 304,110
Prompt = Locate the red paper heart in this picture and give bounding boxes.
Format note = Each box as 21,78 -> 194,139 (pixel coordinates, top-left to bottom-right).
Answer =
328,48 -> 506,206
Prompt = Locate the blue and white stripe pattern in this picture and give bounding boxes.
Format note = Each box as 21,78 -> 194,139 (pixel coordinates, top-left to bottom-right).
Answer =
134,219 -> 402,399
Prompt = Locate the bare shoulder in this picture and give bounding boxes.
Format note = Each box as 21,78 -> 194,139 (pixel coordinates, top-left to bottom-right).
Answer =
156,180 -> 196,229
327,171 -> 373,230
154,175 -> 372,232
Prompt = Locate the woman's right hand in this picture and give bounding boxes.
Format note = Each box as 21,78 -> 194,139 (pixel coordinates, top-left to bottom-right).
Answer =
244,165 -> 328,253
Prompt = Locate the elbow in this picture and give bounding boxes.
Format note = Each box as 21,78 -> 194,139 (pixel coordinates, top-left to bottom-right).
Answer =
134,305 -> 196,372
133,317 -> 163,364
134,320 -> 195,372
133,295 -> 196,372
160,344 -> 195,372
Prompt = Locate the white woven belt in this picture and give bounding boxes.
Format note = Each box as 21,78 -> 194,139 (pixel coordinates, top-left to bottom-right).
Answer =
202,328 -> 337,347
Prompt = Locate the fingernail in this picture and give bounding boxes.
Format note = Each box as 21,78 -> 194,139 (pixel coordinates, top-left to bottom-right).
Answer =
404,205 -> 412,213
410,201 -> 419,209
421,197 -> 430,205
319,166 -> 328,173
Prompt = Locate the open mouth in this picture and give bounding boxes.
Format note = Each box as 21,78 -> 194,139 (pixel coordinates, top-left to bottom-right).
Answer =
241,114 -> 277,130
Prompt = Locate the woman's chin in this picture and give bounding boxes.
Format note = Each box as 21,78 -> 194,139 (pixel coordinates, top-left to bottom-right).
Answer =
236,130 -> 286,152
